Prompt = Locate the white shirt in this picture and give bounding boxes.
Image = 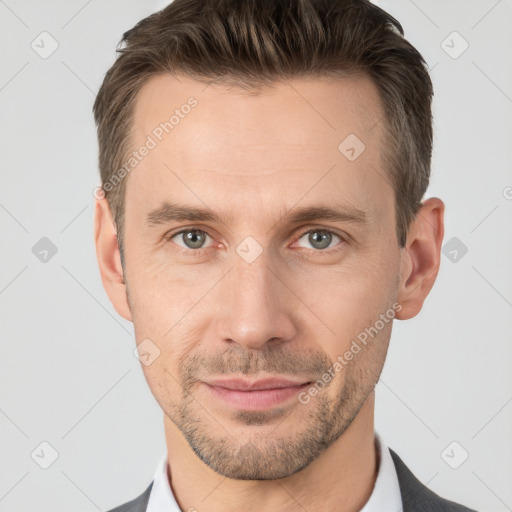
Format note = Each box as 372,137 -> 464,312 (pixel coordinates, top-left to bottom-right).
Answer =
146,431 -> 403,512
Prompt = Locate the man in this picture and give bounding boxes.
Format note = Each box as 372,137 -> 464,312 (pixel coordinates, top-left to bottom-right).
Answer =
93,0 -> 477,510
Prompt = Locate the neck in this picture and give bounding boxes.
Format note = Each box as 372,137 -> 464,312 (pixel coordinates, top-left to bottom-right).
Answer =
164,392 -> 377,512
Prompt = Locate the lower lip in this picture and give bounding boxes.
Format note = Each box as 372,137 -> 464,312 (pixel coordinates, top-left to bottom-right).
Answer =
204,383 -> 311,411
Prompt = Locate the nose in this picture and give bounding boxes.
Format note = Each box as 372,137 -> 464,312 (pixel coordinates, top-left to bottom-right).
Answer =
215,252 -> 297,351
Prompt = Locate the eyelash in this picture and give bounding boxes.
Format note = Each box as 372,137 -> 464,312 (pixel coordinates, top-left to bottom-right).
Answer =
164,226 -> 346,257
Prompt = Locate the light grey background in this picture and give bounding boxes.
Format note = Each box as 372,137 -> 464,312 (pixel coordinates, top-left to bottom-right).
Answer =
1,0 -> 511,511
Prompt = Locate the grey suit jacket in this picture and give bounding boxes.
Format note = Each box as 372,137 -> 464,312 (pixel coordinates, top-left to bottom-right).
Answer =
107,448 -> 477,512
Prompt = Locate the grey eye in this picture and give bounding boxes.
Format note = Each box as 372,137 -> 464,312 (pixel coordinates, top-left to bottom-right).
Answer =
172,229 -> 212,250
296,230 -> 341,250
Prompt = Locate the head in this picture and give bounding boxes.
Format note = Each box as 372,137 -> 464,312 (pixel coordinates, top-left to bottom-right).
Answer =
94,0 -> 444,480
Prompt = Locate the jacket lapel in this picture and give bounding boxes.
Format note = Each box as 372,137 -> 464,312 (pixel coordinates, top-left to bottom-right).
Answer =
389,448 -> 476,512
107,481 -> 153,512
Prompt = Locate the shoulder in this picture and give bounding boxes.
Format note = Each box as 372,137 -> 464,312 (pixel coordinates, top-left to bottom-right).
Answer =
389,449 -> 478,512
106,481 -> 154,512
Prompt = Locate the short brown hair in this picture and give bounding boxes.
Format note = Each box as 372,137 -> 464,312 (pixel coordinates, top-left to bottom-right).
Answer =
93,0 -> 433,263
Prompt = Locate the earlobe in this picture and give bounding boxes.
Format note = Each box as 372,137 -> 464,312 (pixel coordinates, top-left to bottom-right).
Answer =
94,198 -> 132,322
395,197 -> 445,320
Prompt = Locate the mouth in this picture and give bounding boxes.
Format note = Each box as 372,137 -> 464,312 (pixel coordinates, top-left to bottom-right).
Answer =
202,377 -> 313,411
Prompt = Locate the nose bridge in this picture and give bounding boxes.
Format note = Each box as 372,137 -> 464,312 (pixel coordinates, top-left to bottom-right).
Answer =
216,245 -> 296,349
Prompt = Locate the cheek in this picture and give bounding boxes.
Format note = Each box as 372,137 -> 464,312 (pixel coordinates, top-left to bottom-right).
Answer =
139,359 -> 183,414
301,255 -> 392,311
294,256 -> 397,353
128,272 -> 206,394
134,320 -> 205,404
127,253 -> 202,332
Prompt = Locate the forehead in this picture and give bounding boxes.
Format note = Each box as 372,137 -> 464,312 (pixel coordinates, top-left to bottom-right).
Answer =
125,72 -> 391,230
132,72 -> 383,157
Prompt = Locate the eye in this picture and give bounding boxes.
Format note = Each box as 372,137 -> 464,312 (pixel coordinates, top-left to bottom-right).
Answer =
166,228 -> 214,253
294,228 -> 345,252
165,226 -> 346,256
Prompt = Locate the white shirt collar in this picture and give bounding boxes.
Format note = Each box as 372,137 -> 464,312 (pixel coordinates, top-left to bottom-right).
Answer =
360,431 -> 403,512
146,430 -> 403,512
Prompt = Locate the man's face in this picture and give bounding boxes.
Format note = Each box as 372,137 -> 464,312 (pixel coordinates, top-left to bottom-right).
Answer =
121,73 -> 403,479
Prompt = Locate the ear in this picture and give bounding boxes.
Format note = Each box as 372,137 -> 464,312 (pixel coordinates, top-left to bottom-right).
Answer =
395,197 -> 445,320
94,197 -> 132,322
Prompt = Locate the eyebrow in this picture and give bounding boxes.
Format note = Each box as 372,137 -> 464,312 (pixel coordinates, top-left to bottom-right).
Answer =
145,201 -> 369,228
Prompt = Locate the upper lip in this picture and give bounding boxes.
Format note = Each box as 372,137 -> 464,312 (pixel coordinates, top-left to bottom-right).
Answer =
204,377 -> 311,391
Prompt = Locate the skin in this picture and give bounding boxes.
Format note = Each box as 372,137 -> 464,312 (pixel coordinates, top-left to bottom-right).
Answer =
95,73 -> 444,512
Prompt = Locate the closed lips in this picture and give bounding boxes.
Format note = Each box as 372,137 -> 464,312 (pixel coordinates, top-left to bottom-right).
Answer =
204,378 -> 312,391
